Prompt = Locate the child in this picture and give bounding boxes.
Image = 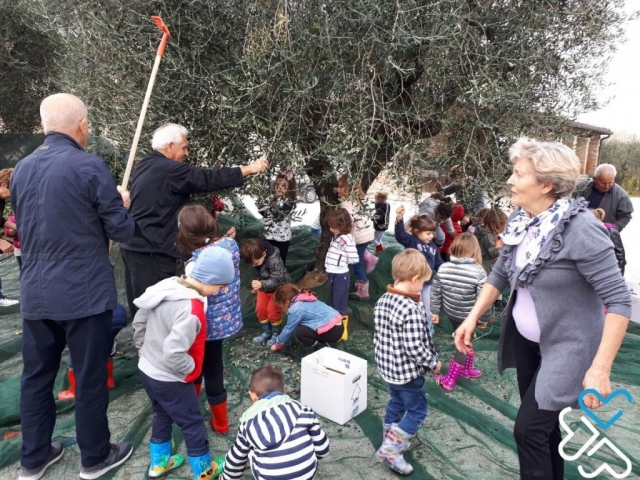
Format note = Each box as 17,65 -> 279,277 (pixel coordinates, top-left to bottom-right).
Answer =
430,233 -> 490,390
373,249 -> 441,475
133,246 -> 234,479
324,208 -> 359,338
440,203 -> 464,261
373,191 -> 390,253
4,213 -> 21,270
394,207 -> 443,335
465,207 -> 489,234
337,174 -> 377,299
269,283 -> 346,351
209,195 -> 226,219
591,208 -> 626,275
259,172 -> 296,264
240,238 -> 292,345
176,204 -> 241,435
0,168 -> 19,306
418,192 -> 455,248
220,366 -> 329,480
473,209 -> 507,275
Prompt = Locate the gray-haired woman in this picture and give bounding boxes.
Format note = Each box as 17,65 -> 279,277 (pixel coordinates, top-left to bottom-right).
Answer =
454,137 -> 631,480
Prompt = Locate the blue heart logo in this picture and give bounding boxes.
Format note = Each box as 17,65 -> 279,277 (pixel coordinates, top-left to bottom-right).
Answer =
578,389 -> 633,430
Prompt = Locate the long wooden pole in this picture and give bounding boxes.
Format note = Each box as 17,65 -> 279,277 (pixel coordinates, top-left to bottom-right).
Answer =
121,16 -> 171,189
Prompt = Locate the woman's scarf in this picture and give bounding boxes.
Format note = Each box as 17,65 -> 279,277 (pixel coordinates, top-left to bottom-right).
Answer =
501,198 -> 570,264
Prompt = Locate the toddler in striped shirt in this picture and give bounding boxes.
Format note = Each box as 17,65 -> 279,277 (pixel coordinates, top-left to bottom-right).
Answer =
220,366 -> 330,480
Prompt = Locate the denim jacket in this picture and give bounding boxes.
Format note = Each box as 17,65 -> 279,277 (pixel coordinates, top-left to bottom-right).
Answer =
274,293 -> 340,345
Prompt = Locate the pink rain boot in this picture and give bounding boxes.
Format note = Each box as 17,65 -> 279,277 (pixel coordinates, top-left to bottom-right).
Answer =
349,280 -> 370,300
461,348 -> 483,379
434,360 -> 464,391
364,249 -> 379,274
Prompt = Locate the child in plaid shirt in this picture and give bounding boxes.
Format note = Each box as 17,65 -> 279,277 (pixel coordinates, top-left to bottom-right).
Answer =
373,249 -> 441,475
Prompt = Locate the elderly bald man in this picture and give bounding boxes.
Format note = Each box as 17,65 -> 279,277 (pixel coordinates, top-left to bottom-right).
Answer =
576,164 -> 634,231
119,122 -> 268,317
11,93 -> 135,480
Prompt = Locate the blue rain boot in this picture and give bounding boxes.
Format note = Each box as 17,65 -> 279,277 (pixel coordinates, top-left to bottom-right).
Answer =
252,322 -> 272,344
148,440 -> 184,478
266,325 -> 283,348
188,452 -> 224,479
375,425 -> 414,475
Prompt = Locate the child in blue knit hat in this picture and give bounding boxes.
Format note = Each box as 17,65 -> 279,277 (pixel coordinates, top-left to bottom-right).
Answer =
133,246 -> 234,480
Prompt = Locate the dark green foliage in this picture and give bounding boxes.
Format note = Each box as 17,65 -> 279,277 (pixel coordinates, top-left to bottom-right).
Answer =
0,0 -> 633,207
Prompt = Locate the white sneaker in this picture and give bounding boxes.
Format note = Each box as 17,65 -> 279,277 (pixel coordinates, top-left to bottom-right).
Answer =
0,297 -> 19,307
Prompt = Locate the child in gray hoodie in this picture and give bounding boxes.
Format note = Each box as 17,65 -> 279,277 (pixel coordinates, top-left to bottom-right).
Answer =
133,246 -> 234,480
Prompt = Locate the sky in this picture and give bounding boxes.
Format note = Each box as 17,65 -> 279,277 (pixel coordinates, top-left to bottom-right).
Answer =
576,4 -> 640,138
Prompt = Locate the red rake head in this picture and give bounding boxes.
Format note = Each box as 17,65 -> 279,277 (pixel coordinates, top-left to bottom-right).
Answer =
151,16 -> 171,37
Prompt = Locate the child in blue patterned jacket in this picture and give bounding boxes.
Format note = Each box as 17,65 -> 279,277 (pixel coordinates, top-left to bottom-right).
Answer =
268,283 -> 346,351
220,366 -> 329,480
176,204 -> 242,436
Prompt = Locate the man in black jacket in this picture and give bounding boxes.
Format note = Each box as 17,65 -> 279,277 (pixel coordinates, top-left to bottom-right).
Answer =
120,123 -> 268,316
12,93 -> 135,480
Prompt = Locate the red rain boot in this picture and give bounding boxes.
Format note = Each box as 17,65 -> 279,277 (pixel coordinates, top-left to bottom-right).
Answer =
375,244 -> 385,253
461,348 -> 483,379
58,369 -> 76,400
434,360 -> 464,391
194,382 -> 202,397
107,359 -> 115,389
364,249 -> 379,274
210,401 -> 229,435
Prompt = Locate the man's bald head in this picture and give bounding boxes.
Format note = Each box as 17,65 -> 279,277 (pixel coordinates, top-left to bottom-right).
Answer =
40,94 -> 89,147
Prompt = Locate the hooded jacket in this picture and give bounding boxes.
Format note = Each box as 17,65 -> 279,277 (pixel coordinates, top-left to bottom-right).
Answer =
273,292 -> 342,345
430,256 -> 491,322
440,203 -> 464,254
254,242 -> 292,292
221,393 -> 330,480
133,277 -> 206,383
473,224 -> 500,275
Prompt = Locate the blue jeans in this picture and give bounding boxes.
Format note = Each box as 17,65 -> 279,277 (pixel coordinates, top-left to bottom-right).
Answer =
327,272 -> 350,315
420,284 -> 434,337
139,371 -> 209,457
353,242 -> 370,282
384,376 -> 428,436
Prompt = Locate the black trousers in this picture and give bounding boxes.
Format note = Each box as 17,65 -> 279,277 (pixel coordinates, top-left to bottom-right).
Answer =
21,312 -> 113,469
513,329 -> 564,480
194,340 -> 226,405
295,323 -> 344,346
121,249 -> 178,317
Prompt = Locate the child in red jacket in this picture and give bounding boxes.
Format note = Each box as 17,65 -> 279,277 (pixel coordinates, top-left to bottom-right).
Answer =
133,247 -> 233,480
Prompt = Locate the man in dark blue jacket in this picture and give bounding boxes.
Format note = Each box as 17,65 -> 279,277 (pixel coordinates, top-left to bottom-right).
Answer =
11,93 -> 136,480
119,123 -> 268,316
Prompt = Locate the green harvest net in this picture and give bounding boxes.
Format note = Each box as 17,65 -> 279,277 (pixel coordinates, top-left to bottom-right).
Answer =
0,214 -> 638,480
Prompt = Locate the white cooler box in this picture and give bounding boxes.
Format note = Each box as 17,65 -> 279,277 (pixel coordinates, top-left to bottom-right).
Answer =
300,347 -> 367,425
626,281 -> 640,324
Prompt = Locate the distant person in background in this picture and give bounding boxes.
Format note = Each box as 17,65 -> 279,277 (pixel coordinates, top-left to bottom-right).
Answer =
373,191 -> 390,253
575,164 -> 633,231
0,168 -> 19,306
590,208 -> 626,276
258,172 -> 296,265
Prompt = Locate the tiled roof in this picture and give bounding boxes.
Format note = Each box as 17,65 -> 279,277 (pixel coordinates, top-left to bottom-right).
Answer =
569,121 -> 613,135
